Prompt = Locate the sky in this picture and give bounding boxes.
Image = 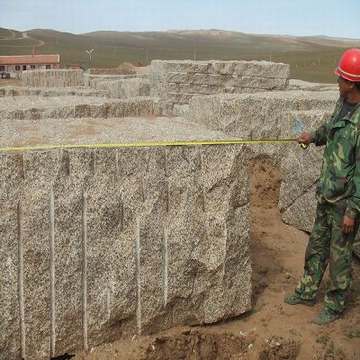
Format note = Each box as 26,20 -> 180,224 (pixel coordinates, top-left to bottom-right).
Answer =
1,0 -> 359,38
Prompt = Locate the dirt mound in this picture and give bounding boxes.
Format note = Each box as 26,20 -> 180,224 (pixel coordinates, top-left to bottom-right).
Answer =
142,331 -> 248,360
311,335 -> 349,360
258,336 -> 299,360
249,157 -> 281,209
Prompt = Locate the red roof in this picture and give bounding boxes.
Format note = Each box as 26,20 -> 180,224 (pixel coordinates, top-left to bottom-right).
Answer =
0,54 -> 60,65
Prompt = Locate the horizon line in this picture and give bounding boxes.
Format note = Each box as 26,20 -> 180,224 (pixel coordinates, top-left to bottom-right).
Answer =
2,26 -> 360,42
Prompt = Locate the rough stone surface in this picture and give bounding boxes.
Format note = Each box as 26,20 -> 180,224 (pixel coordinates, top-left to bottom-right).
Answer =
84,73 -> 146,87
282,186 -> 318,232
0,96 -> 162,120
0,116 -> 225,148
150,60 -> 290,113
186,90 -> 360,258
91,78 -> 151,98
287,79 -> 338,92
0,86 -> 108,98
22,69 -> 84,88
0,144 -> 254,360
187,91 -> 337,138
278,110 -> 329,213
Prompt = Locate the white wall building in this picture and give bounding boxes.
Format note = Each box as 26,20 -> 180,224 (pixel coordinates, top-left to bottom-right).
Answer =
0,54 -> 60,77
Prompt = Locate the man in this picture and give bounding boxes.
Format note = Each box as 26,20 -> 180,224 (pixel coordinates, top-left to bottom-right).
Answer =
284,48 -> 360,325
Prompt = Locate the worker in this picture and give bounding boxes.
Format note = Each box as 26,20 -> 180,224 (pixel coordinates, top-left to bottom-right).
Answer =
284,48 -> 360,325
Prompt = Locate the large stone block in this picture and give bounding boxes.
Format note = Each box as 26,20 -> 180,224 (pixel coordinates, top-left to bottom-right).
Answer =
0,86 -> 108,98
187,91 -> 338,138
150,60 -> 291,111
0,142 -> 255,359
232,76 -> 288,89
22,69 -> 84,88
186,91 -> 355,258
233,61 -> 290,78
281,186 -> 317,233
93,78 -> 150,98
279,145 -> 323,209
0,96 -> 162,121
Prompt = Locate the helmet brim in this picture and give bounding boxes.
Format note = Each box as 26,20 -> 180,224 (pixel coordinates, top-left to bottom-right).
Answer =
335,67 -> 360,82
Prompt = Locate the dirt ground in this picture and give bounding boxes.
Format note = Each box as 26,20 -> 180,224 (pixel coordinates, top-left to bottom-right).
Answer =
0,78 -> 22,86
72,157 -> 360,360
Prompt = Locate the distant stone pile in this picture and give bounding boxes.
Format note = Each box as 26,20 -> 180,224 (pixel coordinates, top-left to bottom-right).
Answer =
21,69 -> 84,87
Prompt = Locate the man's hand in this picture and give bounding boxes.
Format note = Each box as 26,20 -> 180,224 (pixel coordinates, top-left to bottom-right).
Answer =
342,215 -> 355,234
297,132 -> 312,145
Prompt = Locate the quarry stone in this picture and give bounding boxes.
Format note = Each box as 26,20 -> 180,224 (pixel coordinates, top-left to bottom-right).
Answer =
150,60 -> 290,113
89,78 -> 150,98
2,61 -> 360,358
0,96 -> 162,120
21,69 -> 84,88
187,91 -> 338,138
84,73 -> 146,87
185,89 -> 360,258
0,86 -> 108,98
287,79 -> 338,92
0,141 -> 255,359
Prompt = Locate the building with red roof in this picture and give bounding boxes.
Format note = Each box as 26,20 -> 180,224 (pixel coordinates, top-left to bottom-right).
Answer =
0,54 -> 60,74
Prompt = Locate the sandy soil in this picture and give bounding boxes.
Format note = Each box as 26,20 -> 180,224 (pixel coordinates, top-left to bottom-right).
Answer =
0,78 -> 22,86
72,157 -> 360,360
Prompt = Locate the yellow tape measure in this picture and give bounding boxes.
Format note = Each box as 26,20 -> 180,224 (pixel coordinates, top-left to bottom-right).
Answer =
0,138 -> 307,153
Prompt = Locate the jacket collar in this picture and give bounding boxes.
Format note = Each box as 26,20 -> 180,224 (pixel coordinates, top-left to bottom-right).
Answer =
338,97 -> 360,124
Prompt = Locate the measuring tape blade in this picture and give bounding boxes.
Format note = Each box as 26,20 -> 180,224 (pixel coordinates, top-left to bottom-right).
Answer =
0,138 -> 299,153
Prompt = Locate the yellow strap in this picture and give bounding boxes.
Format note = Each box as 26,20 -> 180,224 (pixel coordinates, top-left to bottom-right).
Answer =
0,138 -> 297,153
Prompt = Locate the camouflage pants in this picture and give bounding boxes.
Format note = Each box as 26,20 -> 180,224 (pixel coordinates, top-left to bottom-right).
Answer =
295,200 -> 358,313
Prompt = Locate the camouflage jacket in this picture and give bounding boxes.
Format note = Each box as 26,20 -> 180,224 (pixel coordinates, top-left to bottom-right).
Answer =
312,98 -> 360,218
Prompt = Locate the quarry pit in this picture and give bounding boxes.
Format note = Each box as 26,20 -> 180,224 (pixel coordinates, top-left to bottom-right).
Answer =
0,62 -> 359,360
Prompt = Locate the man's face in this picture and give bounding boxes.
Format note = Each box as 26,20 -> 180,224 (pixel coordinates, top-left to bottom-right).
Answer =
337,76 -> 354,99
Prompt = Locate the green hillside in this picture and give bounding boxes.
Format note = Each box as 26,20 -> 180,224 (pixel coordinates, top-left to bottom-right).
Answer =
0,27 -> 359,83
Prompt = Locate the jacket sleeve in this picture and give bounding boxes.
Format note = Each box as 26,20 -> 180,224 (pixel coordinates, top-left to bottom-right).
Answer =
345,131 -> 360,219
310,122 -> 331,146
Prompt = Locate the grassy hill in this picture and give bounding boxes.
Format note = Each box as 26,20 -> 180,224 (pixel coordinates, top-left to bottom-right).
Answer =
0,27 -> 359,83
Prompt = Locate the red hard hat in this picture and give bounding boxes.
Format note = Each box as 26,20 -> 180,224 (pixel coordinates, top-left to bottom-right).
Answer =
335,48 -> 360,82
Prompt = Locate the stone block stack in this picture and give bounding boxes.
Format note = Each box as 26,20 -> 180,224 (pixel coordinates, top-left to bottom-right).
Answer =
3,56 -> 360,359
186,90 -> 339,237
0,86 -> 108,98
150,60 -> 290,113
92,78 -> 151,99
21,69 -> 84,88
0,96 -> 161,120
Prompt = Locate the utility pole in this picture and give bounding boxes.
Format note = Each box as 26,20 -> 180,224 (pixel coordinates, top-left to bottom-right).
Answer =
145,48 -> 149,65
193,44 -> 197,61
85,49 -> 95,70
